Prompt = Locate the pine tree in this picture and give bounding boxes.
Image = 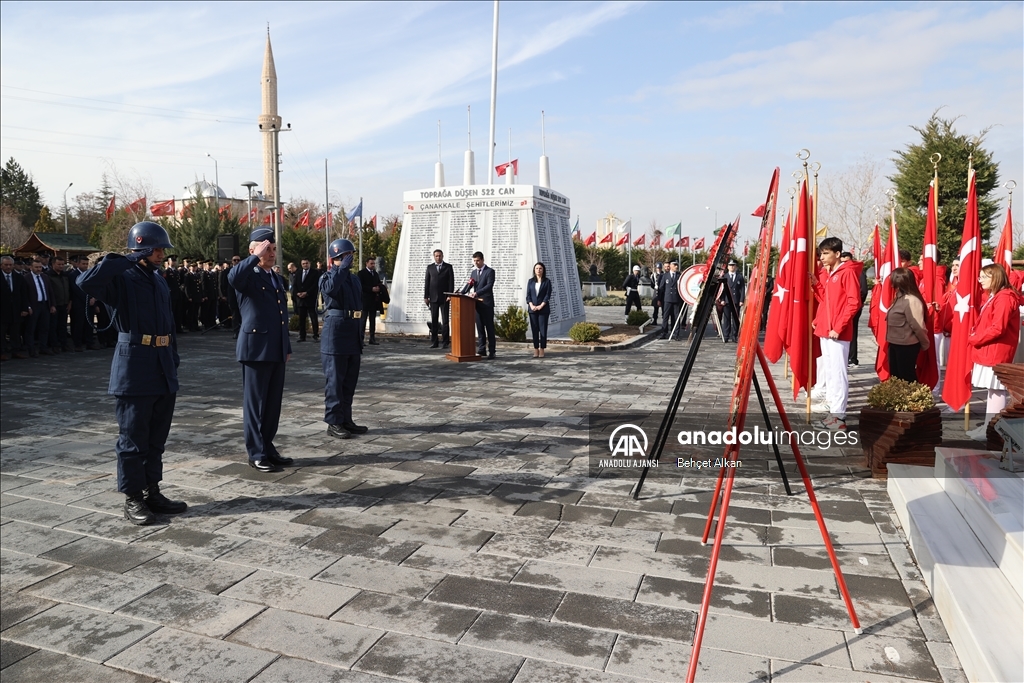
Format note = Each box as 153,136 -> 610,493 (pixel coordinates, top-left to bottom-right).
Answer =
890,112 -> 1000,264
0,157 -> 44,227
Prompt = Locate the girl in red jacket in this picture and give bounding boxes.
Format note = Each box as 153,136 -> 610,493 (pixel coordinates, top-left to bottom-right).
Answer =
966,264 -> 1021,440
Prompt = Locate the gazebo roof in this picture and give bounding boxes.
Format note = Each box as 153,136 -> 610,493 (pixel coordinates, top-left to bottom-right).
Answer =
13,232 -> 96,256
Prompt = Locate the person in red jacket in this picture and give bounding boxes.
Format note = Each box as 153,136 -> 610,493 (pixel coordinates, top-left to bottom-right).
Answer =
812,237 -> 862,430
965,263 -> 1021,440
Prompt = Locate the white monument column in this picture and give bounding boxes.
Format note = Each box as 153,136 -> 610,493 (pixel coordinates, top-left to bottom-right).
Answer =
258,30 -> 282,202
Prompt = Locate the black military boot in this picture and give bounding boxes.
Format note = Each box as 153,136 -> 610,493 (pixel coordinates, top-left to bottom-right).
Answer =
144,485 -> 188,514
124,493 -> 156,526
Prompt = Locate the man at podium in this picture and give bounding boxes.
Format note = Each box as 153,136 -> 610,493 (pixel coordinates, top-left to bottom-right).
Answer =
461,251 -> 496,359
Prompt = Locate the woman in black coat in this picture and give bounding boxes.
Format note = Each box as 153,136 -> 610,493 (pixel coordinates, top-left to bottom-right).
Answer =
526,262 -> 551,358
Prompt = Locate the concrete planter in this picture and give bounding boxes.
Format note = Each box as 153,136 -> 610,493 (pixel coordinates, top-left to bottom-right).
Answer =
860,406 -> 942,478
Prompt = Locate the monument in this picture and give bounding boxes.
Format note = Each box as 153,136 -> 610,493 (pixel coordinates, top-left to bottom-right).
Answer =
385,181 -> 585,338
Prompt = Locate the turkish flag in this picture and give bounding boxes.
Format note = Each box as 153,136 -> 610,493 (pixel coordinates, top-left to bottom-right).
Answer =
126,197 -> 146,216
664,238 -> 675,249
294,209 -> 309,229
868,224 -> 882,338
263,213 -> 272,224
873,220 -> 898,382
679,236 -> 690,248
633,234 -> 645,246
693,237 -> 705,250
787,180 -> 819,399
584,231 -> 597,247
105,195 -> 116,221
218,204 -> 232,218
763,211 -> 792,363
495,159 -> 519,176
751,203 -> 766,218
615,233 -> 629,247
651,234 -> 660,248
599,232 -> 613,245
150,199 -> 175,217
922,179 -> 939,306
942,170 -> 982,411
995,203 -> 1013,272
240,212 -> 249,225
314,214 -> 326,230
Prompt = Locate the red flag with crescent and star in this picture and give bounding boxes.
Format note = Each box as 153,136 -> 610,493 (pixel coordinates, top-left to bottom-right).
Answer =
942,170 -> 982,411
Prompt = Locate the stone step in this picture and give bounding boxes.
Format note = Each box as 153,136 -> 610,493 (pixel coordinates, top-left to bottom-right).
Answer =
933,447 -> 1023,600
888,464 -> 1023,683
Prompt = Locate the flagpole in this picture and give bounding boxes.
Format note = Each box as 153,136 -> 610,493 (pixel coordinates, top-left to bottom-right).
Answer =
802,153 -> 813,423
358,196 -> 364,267
487,0 -> 499,185
965,156 -> 973,433
324,159 -> 330,262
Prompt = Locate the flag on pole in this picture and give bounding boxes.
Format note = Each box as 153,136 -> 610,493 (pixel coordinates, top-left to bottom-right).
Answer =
346,201 -> 363,222
693,237 -> 705,250
218,204 -> 232,218
867,223 -> 882,338
314,214 -> 326,230
873,219 -> 899,381
105,195 -> 116,221
495,159 -> 519,176
664,237 -> 675,249
150,199 -> 175,217
763,211 -> 792,362
751,204 -> 766,218
994,203 -> 1013,272
599,232 -> 613,245
240,211 -> 249,225
922,179 -> 939,306
368,214 -> 377,230
664,222 -> 681,237
584,231 -> 597,247
294,209 -> 310,229
125,197 -> 146,216
787,180 -> 818,399
942,169 -> 982,411
679,236 -> 690,248
651,233 -> 660,248
615,233 -> 629,247
263,213 -> 272,224
633,234 -> 645,247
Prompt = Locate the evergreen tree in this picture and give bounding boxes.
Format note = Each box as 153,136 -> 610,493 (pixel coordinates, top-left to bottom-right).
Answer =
34,206 -> 57,233
0,157 -> 44,227
890,112 -> 1000,264
165,193 -> 244,260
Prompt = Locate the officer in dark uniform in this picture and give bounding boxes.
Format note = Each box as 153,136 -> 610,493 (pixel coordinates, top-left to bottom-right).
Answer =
320,238 -> 366,439
77,222 -> 187,525
228,227 -> 293,472
163,255 -> 184,333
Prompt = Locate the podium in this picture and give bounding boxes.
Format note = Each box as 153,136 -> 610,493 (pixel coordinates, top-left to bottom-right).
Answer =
446,293 -> 481,362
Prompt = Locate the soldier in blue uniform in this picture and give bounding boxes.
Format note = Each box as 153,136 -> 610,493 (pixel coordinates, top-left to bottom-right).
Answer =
228,227 -> 293,472
320,239 -> 367,439
77,222 -> 187,525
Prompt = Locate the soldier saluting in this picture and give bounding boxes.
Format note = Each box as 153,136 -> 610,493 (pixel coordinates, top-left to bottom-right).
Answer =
319,238 -> 367,439
77,222 -> 188,525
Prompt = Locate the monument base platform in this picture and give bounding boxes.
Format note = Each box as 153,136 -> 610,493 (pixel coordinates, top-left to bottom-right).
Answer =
888,447 -> 1023,683
583,282 -> 607,298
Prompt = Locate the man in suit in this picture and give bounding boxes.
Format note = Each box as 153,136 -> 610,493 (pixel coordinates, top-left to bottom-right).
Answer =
650,262 -> 663,325
717,260 -> 745,343
357,256 -> 382,345
1,255 -> 30,360
47,257 -> 72,353
77,222 -> 186,525
228,227 -> 293,473
183,262 -> 201,332
163,256 -> 184,333
24,260 -> 56,357
424,249 -> 454,348
294,258 -> 320,342
200,261 -> 217,330
461,251 -> 496,359
659,259 -> 682,340
320,238 -> 366,439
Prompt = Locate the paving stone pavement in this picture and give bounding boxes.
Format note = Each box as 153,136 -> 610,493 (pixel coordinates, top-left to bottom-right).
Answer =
1,312 -> 967,682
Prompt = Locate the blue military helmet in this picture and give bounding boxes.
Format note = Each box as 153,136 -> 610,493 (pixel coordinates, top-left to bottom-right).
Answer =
328,238 -> 355,259
127,221 -> 173,251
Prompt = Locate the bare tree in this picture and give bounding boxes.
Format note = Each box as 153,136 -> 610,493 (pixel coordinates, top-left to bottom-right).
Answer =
819,158 -> 889,258
96,163 -> 158,253
1,204 -> 31,251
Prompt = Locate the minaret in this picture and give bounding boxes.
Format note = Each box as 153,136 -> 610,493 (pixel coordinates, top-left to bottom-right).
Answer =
259,29 -> 282,200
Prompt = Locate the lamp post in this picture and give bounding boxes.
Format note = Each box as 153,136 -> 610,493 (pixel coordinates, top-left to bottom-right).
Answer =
207,153 -> 219,208
241,181 -> 257,223
63,182 -> 73,234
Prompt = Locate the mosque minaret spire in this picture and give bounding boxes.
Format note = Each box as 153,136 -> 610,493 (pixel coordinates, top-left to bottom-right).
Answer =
258,28 -> 282,201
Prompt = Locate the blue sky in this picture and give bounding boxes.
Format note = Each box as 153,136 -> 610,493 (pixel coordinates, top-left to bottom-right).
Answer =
1,1 -> 1020,247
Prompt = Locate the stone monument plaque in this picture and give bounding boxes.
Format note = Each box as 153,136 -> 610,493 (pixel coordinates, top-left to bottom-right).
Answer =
386,184 -> 585,337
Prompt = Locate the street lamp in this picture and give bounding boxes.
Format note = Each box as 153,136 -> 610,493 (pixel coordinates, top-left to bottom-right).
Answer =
241,181 -> 257,223
63,182 -> 73,234
207,153 -> 219,207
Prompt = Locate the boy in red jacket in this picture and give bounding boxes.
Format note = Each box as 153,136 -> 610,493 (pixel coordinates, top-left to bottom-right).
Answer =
812,237 -> 863,430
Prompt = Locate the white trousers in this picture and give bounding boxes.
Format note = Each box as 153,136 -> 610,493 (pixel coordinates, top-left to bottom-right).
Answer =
820,338 -> 850,418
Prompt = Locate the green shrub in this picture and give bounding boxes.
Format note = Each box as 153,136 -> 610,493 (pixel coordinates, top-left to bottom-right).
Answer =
627,310 -> 650,326
495,305 -> 528,342
569,322 -> 601,343
866,378 -> 936,412
583,295 -> 626,306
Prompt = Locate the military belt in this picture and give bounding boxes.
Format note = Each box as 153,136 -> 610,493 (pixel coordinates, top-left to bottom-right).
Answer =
118,332 -> 171,347
325,310 -> 362,319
